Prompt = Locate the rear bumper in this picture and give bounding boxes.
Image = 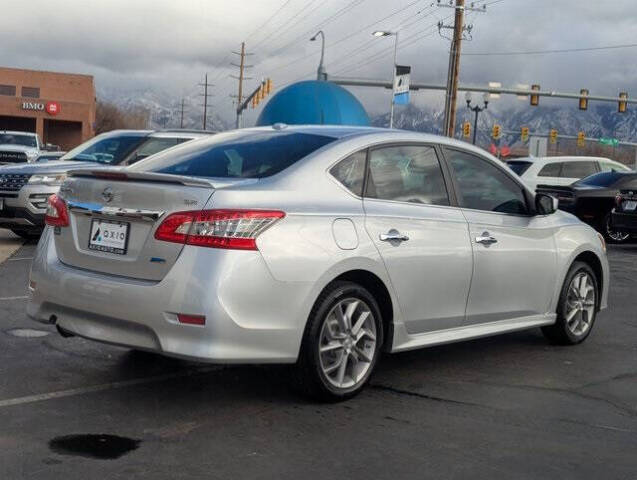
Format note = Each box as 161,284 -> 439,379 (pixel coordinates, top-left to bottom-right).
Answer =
27,228 -> 314,363
611,209 -> 637,232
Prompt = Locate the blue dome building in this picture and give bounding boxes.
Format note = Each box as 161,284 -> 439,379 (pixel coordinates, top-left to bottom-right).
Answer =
256,80 -> 370,127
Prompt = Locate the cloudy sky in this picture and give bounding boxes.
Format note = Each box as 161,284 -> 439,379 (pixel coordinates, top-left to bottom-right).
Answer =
3,0 -> 637,124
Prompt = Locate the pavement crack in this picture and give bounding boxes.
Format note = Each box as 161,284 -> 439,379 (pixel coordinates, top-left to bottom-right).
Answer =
369,383 -> 481,407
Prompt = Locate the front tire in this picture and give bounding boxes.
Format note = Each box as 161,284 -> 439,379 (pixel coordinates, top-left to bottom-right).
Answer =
294,281 -> 383,401
542,261 -> 598,345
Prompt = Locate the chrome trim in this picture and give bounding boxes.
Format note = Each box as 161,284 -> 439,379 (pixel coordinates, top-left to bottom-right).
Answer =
67,200 -> 165,222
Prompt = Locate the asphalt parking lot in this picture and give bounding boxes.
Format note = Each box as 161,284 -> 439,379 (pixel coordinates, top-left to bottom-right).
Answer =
0,235 -> 635,479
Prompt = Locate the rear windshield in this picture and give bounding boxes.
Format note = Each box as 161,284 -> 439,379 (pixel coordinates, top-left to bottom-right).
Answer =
576,171 -> 629,187
131,131 -> 336,178
507,161 -> 532,176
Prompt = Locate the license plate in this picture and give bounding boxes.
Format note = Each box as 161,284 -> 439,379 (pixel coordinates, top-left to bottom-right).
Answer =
624,201 -> 637,211
88,219 -> 129,255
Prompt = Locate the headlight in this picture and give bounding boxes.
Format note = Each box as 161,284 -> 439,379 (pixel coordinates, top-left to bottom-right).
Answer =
28,173 -> 67,186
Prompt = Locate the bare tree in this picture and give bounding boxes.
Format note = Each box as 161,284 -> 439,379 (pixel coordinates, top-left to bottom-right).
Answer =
95,101 -> 150,134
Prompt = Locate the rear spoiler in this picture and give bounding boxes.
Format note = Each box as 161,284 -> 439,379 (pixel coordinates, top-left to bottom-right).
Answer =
66,168 -> 214,188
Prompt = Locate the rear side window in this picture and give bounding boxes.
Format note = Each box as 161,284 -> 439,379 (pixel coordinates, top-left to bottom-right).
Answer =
599,161 -> 630,172
507,161 -> 532,175
365,145 -> 450,206
538,162 -> 562,177
330,150 -> 366,196
136,132 -> 336,178
561,161 -> 597,178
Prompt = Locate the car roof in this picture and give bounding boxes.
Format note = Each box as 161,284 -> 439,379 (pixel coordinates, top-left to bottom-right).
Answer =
516,156 -> 617,164
0,130 -> 38,136
94,129 -> 153,138
149,130 -> 216,139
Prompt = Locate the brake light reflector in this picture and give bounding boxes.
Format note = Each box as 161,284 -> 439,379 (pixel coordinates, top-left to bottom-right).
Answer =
177,314 -> 206,325
44,194 -> 69,227
155,209 -> 285,250
615,195 -> 623,207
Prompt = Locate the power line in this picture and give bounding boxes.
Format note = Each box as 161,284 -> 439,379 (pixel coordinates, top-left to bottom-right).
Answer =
246,0 -> 295,44
463,43 -> 637,56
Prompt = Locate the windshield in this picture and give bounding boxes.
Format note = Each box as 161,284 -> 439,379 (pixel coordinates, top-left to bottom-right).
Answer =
123,137 -> 191,164
60,134 -> 147,164
131,131 -> 337,178
576,171 -> 627,187
0,133 -> 37,148
507,161 -> 533,176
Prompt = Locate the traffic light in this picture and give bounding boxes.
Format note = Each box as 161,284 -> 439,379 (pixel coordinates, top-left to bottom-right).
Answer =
492,124 -> 501,139
521,126 -> 529,142
577,131 -> 586,147
619,92 -> 628,113
462,121 -> 471,138
579,89 -> 589,111
264,78 -> 273,95
549,129 -> 558,144
530,84 -> 540,106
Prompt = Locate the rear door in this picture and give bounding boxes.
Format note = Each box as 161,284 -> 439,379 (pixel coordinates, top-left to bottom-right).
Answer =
55,171 -> 214,281
443,148 -> 558,325
363,144 -> 473,334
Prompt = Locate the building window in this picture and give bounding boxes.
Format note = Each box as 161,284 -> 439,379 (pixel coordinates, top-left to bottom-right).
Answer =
0,85 -> 16,96
21,87 -> 40,98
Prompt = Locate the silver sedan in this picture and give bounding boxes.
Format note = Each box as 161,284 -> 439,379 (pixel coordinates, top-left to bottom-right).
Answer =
28,126 -> 609,400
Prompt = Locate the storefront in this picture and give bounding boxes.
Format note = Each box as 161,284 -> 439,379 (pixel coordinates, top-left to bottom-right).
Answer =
0,66 -> 95,151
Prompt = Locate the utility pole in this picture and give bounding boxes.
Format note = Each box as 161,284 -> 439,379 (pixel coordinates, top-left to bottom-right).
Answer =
180,98 -> 185,128
439,1 -> 486,137
231,42 -> 253,129
198,74 -> 214,130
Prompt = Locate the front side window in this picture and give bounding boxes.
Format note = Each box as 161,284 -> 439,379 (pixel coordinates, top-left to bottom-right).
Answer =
445,148 -> 528,215
365,145 -> 449,206
133,131 -> 336,178
538,162 -> 562,177
561,161 -> 597,178
330,150 -> 366,196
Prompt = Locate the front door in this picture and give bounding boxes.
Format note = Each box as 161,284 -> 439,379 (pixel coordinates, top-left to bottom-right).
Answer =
444,148 -> 557,325
363,144 -> 473,334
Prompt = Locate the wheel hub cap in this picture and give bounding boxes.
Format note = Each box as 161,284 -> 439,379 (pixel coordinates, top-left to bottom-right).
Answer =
565,272 -> 596,336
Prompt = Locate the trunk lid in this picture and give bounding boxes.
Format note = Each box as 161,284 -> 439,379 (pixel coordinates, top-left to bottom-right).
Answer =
54,169 -> 215,281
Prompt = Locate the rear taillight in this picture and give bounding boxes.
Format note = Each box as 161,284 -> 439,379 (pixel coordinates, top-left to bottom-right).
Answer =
44,194 -> 69,227
155,209 -> 285,250
615,195 -> 623,207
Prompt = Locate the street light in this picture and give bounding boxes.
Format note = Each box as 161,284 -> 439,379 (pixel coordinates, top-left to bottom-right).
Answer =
465,91 -> 489,145
372,30 -> 399,128
310,30 -> 327,81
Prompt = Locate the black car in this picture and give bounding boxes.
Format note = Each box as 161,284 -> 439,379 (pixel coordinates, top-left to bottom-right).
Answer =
612,188 -> 637,233
536,171 -> 637,243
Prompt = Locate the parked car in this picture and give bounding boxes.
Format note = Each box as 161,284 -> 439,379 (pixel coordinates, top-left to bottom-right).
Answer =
28,126 -> 609,401
611,184 -> 637,234
0,129 -> 212,238
507,156 -> 631,192
0,130 -> 43,164
537,171 -> 637,243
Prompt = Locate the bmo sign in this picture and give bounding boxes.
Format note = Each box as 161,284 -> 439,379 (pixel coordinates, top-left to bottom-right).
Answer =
22,101 -> 61,116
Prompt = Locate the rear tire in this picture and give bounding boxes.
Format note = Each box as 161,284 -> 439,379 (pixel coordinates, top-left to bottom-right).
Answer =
293,281 -> 383,402
10,228 -> 42,240
542,261 -> 598,345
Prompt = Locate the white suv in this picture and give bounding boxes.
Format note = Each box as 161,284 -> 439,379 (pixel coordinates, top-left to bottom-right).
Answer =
507,156 -> 631,191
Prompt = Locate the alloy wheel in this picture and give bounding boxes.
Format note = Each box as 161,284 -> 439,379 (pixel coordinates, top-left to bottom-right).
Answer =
565,272 -> 596,337
318,297 -> 377,390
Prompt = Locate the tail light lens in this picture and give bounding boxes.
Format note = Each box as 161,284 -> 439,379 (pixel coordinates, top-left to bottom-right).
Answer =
615,195 -> 623,207
44,194 -> 69,227
155,209 -> 285,250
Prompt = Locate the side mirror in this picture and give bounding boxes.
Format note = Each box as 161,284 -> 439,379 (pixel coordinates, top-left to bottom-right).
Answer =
535,193 -> 558,215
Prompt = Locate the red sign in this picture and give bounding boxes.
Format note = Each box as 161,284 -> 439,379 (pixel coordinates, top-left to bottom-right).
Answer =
45,102 -> 60,116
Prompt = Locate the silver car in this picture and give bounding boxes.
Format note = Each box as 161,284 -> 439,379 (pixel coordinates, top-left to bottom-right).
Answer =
28,126 -> 609,400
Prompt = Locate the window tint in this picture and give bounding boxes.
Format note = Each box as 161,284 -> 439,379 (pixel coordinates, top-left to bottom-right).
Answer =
538,162 -> 562,177
446,149 -> 528,215
507,160 -> 533,175
133,131 -> 336,178
21,87 -> 40,98
365,145 -> 449,206
561,161 -> 597,178
330,150 -> 366,196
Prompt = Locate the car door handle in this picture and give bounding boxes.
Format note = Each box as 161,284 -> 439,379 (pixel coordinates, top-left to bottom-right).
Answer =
475,232 -> 498,245
379,230 -> 409,242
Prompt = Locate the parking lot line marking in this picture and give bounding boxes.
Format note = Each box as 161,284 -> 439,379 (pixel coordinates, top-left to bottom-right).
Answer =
0,295 -> 28,301
0,368 -> 218,409
7,257 -> 33,261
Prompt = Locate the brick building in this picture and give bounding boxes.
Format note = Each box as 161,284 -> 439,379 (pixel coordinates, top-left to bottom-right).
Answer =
0,67 -> 95,151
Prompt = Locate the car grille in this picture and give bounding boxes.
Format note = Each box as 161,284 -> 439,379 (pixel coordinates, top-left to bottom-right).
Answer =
0,174 -> 31,192
0,151 -> 28,163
